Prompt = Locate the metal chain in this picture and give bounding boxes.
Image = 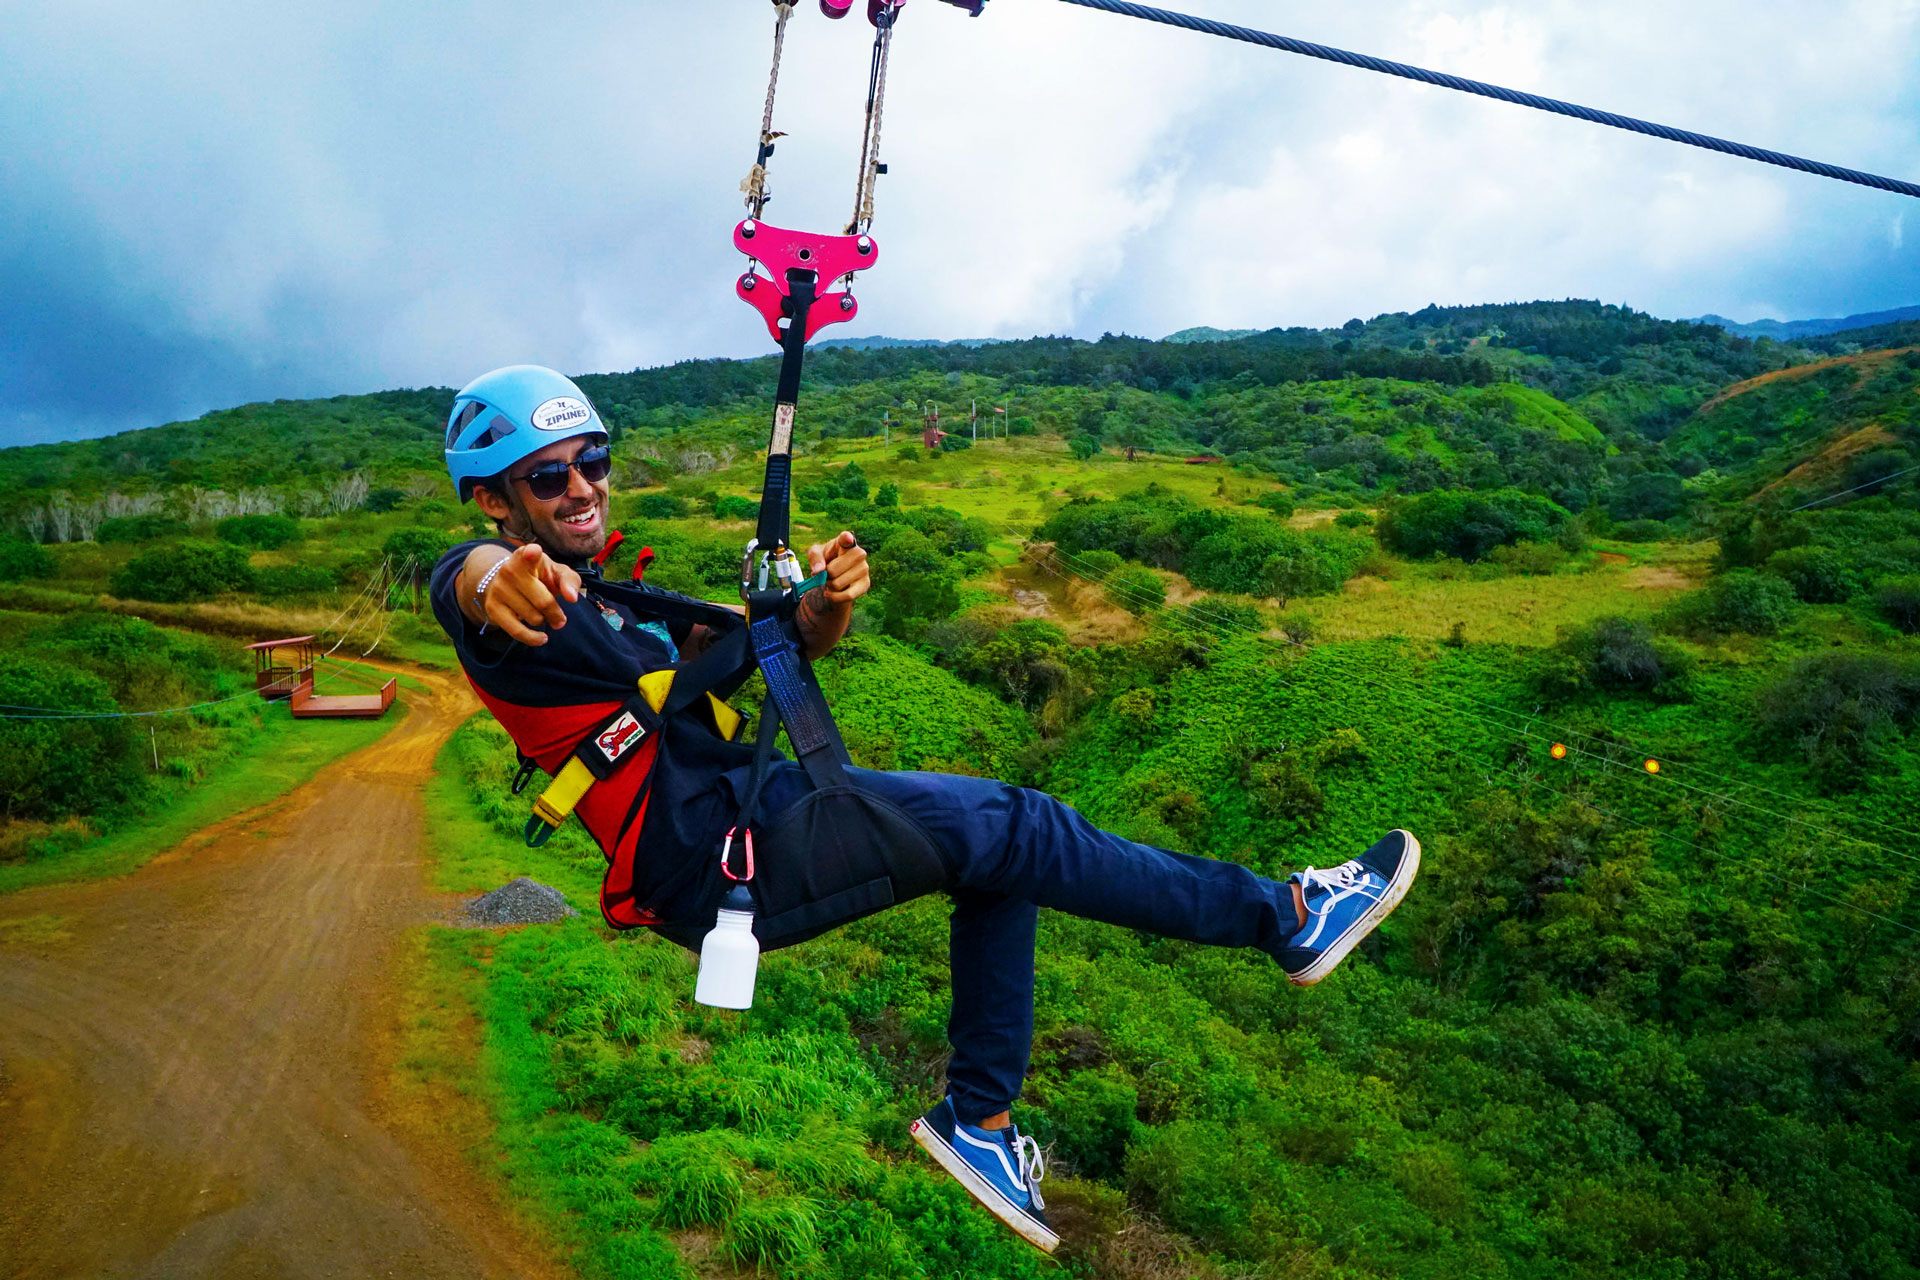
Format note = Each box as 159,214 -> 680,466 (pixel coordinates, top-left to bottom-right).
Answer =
742,2 -> 796,218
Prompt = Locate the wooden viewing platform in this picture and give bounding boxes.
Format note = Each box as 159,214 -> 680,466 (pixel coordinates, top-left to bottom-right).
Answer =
245,636 -> 397,720
287,670 -> 397,720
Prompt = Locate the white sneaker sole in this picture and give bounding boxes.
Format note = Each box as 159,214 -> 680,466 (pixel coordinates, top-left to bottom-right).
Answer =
1288,830 -> 1422,986
909,1117 -> 1061,1254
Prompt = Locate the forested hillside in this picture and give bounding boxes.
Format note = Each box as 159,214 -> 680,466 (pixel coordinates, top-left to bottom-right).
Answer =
4,298 -> 1917,1279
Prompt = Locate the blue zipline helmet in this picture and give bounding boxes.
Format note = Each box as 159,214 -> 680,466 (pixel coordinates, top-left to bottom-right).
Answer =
444,365 -> 609,501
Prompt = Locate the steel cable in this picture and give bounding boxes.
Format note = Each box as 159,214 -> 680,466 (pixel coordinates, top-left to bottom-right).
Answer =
1056,0 -> 1920,200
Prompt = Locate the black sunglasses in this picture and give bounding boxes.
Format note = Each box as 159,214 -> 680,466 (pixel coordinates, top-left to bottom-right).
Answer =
510,445 -> 612,502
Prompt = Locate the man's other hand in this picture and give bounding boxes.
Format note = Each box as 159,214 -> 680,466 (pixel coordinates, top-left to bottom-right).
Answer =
806,530 -> 870,605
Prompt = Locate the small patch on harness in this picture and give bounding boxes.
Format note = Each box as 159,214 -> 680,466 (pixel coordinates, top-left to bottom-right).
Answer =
595,711 -> 648,763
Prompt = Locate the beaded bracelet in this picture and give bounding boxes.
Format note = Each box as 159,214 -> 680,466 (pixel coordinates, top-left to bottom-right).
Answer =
473,554 -> 510,633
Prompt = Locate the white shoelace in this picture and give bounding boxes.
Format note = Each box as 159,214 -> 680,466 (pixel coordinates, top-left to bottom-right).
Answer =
1297,859 -> 1366,913
1013,1132 -> 1047,1210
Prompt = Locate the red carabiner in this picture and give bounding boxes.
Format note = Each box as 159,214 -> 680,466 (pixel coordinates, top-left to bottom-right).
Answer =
720,827 -> 756,882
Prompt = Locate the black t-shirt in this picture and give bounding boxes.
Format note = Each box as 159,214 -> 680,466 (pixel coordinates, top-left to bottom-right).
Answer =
429,540 -> 754,892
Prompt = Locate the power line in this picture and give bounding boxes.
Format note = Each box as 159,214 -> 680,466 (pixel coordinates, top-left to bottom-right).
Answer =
1055,0 -> 1920,201
1786,463 -> 1920,512
1014,516 -> 1915,837
1026,535 -> 1920,932
0,560 -> 406,721
1014,535 -> 1920,873
1418,734 -> 1920,939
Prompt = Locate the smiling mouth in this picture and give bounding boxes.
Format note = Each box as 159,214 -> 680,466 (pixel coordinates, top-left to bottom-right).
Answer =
559,507 -> 599,530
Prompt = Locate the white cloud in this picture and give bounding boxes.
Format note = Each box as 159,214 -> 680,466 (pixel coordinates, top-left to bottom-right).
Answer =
4,0 -> 1920,440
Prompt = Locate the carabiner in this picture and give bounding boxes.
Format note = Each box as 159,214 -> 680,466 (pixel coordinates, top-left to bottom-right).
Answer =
720,827 -> 757,882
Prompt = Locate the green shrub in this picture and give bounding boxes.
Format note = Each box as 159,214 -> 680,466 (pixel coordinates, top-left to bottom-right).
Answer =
1255,491 -> 1296,519
97,514 -> 187,544
1765,545 -> 1863,604
1104,564 -> 1165,615
45,613 -> 229,705
1756,652 -> 1920,785
1486,540 -> 1569,576
953,618 -> 1070,709
1665,569 -> 1798,637
382,526 -> 454,571
1545,617 -> 1692,699
1610,518 -> 1675,543
872,527 -> 962,640
1065,548 -> 1124,581
109,540 -> 254,602
0,656 -> 142,820
1874,576 -> 1920,632
1278,610 -> 1318,645
1333,509 -> 1375,529
1609,471 -> 1687,521
1248,532 -> 1370,604
1031,1065 -> 1138,1183
872,481 -> 900,509
634,492 -> 689,519
0,537 -> 54,582
254,564 -> 340,597
712,495 -> 758,521
1249,753 -> 1324,825
1069,435 -> 1100,461
216,513 -> 301,548
1378,488 -> 1570,561
363,487 -> 407,513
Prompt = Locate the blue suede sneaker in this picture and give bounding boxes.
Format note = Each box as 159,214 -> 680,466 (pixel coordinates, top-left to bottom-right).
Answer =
1280,829 -> 1421,985
909,1097 -> 1058,1253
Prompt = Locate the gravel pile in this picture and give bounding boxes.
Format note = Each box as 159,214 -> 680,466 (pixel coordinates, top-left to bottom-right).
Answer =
465,877 -> 577,925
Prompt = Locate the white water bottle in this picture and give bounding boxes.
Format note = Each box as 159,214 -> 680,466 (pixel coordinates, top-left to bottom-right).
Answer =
694,884 -> 760,1009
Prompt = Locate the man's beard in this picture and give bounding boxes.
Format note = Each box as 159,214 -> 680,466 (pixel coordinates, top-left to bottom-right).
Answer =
503,489 -> 608,560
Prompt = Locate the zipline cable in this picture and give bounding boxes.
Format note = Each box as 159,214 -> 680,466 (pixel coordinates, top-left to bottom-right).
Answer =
1055,0 -> 1920,201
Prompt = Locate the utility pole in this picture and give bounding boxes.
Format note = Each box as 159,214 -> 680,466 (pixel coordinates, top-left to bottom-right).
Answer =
882,410 -> 890,445
971,399 -> 977,442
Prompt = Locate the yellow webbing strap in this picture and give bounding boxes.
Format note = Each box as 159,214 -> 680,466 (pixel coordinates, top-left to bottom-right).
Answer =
524,671 -> 743,847
706,692 -> 744,741
529,759 -> 597,834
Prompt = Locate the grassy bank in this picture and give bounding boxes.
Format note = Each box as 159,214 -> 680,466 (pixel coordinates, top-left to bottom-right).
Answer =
0,698 -> 405,895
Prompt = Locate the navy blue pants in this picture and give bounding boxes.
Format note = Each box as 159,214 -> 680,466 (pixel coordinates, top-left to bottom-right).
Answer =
736,763 -> 1301,1126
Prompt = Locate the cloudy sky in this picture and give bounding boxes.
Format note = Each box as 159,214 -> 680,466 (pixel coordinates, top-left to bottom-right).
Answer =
5,0 -> 1919,445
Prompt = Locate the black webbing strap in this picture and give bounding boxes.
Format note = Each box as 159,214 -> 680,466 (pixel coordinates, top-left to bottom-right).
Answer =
726,692 -> 785,864
754,272 -> 816,552
748,588 -> 852,790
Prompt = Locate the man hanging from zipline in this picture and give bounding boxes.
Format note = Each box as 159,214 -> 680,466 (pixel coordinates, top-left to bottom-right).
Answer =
430,364 -> 1421,1255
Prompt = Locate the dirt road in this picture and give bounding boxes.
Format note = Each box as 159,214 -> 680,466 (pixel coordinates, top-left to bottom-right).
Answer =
0,667 -> 559,1279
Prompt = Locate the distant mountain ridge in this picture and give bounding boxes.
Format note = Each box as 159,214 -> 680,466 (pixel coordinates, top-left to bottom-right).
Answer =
1163,326 -> 1262,344
1691,304 -> 1920,341
811,335 -> 1004,352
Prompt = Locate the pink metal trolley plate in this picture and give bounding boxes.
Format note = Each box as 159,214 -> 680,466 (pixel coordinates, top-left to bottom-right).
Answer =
734,219 -> 880,345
